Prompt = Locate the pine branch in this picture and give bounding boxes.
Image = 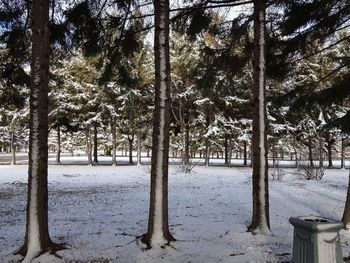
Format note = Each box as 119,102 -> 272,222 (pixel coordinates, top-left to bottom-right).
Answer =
129,0 -> 253,20
291,35 -> 350,63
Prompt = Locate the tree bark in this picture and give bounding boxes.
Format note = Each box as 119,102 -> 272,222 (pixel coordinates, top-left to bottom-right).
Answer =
243,140 -> 248,166
292,136 -> 299,169
326,132 -> 333,167
341,137 -> 345,169
228,139 -> 232,168
56,126 -> 61,164
128,134 -> 134,164
183,124 -> 190,165
342,170 -> 350,227
319,135 -> 323,168
281,148 -> 284,160
224,135 -> 229,165
272,140 -> 276,168
308,134 -> 314,167
205,138 -> 210,166
111,118 -> 117,166
248,0 -> 270,233
93,124 -> 98,163
17,0 -> 62,259
142,0 -> 175,247
137,133 -> 142,166
11,131 -> 16,165
86,126 -> 93,166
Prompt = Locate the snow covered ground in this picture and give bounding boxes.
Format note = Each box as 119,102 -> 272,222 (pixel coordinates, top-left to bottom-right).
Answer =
1,164 -> 350,262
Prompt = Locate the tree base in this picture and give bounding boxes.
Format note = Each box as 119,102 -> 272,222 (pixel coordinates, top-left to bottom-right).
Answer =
14,241 -> 66,259
247,223 -> 271,235
140,232 -> 176,249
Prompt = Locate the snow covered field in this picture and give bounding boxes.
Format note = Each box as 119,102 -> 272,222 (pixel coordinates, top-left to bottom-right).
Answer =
1,164 -> 350,262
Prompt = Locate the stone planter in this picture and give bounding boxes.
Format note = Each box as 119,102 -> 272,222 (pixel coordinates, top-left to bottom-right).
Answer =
289,215 -> 343,263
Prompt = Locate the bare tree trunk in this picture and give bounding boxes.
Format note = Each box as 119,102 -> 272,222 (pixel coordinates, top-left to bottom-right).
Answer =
281,148 -> 284,160
184,124 -> 190,165
243,140 -> 248,166
248,0 -> 270,234
341,137 -> 345,169
93,124 -> 98,163
319,135 -> 323,168
56,126 -> 61,164
293,137 -> 299,170
308,135 -> 314,167
16,0 -> 62,259
326,132 -> 333,167
205,138 -> 210,166
228,139 -> 232,168
142,0 -> 175,247
137,133 -> 142,166
86,126 -> 93,166
272,140 -> 276,168
224,135 -> 229,165
128,135 -> 134,164
111,118 -> 117,166
342,170 -> 350,227
250,141 -> 253,167
11,131 -> 16,165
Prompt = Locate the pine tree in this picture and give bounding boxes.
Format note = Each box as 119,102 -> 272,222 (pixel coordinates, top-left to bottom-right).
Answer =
142,0 -> 175,248
16,0 -> 63,260
248,0 -> 270,234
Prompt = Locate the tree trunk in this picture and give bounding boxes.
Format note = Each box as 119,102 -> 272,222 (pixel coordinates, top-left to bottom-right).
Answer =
228,139 -> 232,168
281,148 -> 284,160
224,135 -> 229,165
342,170 -> 350,227
11,131 -> 16,165
86,126 -> 93,166
272,140 -> 276,168
56,126 -> 61,164
137,133 -> 142,166
111,118 -> 117,166
128,135 -> 134,164
341,137 -> 345,169
17,0 -> 62,259
248,0 -> 270,234
250,141 -> 253,167
326,132 -> 333,167
308,135 -> 314,167
243,140 -> 248,166
205,138 -> 210,166
293,137 -> 299,170
183,124 -> 190,165
142,0 -> 175,247
93,124 -> 98,163
319,136 -> 323,168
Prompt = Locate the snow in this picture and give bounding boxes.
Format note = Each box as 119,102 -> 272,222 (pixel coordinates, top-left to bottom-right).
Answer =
1,164 -> 350,262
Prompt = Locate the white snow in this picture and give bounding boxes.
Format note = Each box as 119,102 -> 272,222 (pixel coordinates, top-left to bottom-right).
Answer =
1,164 -> 350,262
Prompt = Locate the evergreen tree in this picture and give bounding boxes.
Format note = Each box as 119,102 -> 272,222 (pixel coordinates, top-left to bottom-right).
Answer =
142,0 -> 175,248
248,0 -> 270,234
17,0 -> 63,260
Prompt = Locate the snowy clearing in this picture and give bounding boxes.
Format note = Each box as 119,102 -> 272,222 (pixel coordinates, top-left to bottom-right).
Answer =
1,165 -> 350,262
